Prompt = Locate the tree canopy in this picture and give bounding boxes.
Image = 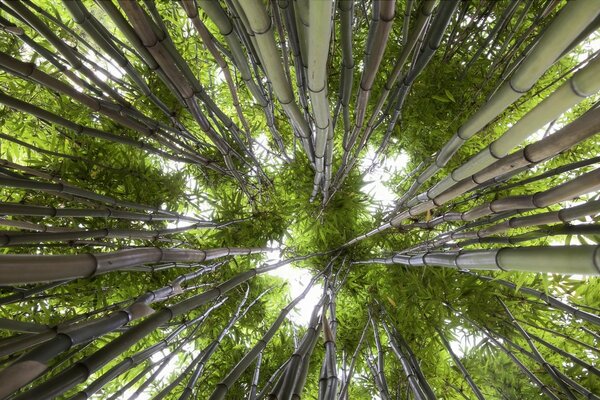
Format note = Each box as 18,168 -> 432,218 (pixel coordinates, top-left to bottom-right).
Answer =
0,0 -> 599,399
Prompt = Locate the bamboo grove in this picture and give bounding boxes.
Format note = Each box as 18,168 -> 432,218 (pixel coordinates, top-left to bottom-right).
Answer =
0,0 -> 599,398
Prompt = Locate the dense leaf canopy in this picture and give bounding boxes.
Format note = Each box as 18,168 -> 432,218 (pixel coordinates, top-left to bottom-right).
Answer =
0,0 -> 599,399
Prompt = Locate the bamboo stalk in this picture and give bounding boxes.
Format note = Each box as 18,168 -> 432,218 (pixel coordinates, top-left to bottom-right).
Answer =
2,1 -> 129,107
354,245 -> 600,275
403,199 -> 600,252
249,351 -> 263,400
517,318 -> 600,355
0,218 -> 242,246
377,0 -> 459,155
464,271 -> 600,326
271,294 -> 325,399
0,90 -> 217,170
454,310 -> 562,400
68,300 -> 225,400
0,246 -> 267,284
395,1 -> 600,208
0,202 -> 202,224
499,298 -> 577,400
5,256 -> 304,399
380,319 -> 427,400
413,55 -> 600,204
370,316 -> 391,399
209,271 -> 324,400
365,349 -> 389,400
491,328 -> 600,400
319,314 -> 338,400
335,0 -> 354,136
337,317 -> 370,400
436,327 -> 485,400
237,0 -> 314,164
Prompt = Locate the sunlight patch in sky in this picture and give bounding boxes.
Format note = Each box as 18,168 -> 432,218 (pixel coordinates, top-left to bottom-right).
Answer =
265,241 -> 323,326
449,329 -> 486,358
359,147 -> 409,211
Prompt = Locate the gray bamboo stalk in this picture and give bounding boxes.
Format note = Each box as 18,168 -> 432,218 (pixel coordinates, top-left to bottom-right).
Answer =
435,328 -> 485,400
59,0 -> 190,127
180,1 -> 253,142
462,1 -> 520,75
378,0 -> 460,155
457,315 -> 561,400
178,285 -> 273,400
463,271 -> 600,326
337,317 -> 370,400
516,318 -> 600,355
404,199 -> 600,252
0,132 -> 180,179
525,330 -> 600,377
0,246 -> 266,284
354,245 -> 600,275
0,318 -> 48,334
395,1 -> 600,208
0,50 -> 150,138
0,219 -> 241,246
0,202 -> 201,223
0,91 -> 215,170
0,280 -> 69,305
0,298 -> 135,358
346,114 -> 600,246
106,362 -> 159,400
354,1 -> 396,130
370,316 -> 390,399
0,168 -> 185,214
236,0 -> 314,164
0,263 -> 225,382
0,48 -> 205,160
249,351 -> 263,400
318,315 -> 338,400
420,152 -> 600,229
365,349 -> 389,400
68,299 -> 226,400
384,105 -> 600,235
454,224 -> 600,248
581,326 -> 600,342
151,343 -> 215,399
498,299 -> 577,400
482,329 -> 559,400
380,310 -> 436,400
308,0 -> 334,200
489,327 -> 600,400
335,0 -> 354,136
332,0 -> 435,198
480,154 -> 600,198
271,293 -> 325,399
116,0 -> 257,192
256,360 -> 293,400
380,319 -> 427,400
411,55 -> 600,204
196,0 -> 267,107
278,0 -> 311,125
6,256 -> 305,399
1,0 -> 129,107
208,271 -> 323,400
292,291 -> 331,400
